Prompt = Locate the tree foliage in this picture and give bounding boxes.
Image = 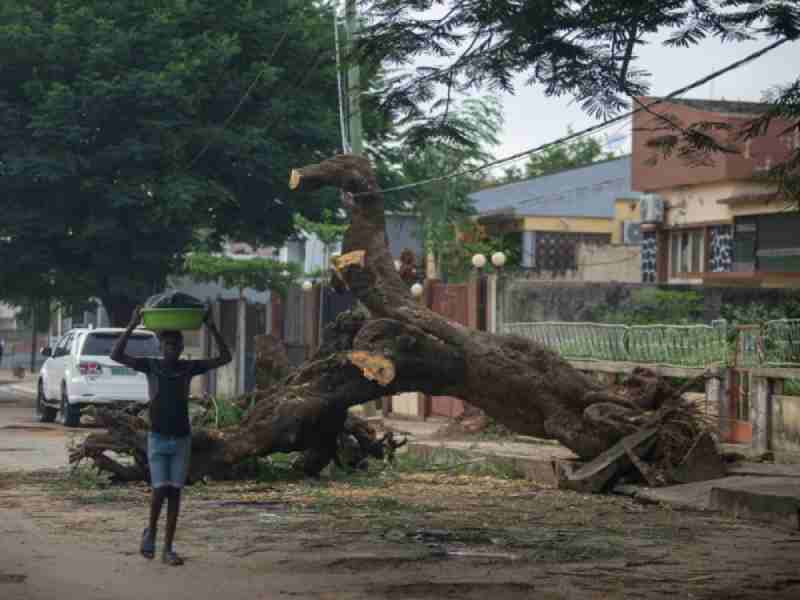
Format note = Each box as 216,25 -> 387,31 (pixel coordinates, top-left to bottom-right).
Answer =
360,1 -> 799,126
183,253 -> 302,298
294,209 -> 349,250
0,0 -> 348,324
389,96 -> 503,280
360,1 -> 799,199
525,131 -> 617,179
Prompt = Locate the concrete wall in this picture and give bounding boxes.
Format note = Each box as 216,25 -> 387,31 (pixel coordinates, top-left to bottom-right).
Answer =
653,180 -> 783,228
773,394 -> 800,458
498,280 -> 800,325
522,216 -> 614,234
391,392 -> 421,417
612,199 -> 642,244
501,244 -> 641,286
577,244 -> 641,283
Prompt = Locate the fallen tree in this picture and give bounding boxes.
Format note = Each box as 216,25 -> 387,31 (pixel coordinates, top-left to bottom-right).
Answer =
72,154 -> 719,487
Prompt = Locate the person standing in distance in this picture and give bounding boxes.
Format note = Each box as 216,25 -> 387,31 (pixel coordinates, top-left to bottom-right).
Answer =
111,306 -> 232,566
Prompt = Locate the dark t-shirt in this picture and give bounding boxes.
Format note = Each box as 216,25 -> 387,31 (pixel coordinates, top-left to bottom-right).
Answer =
130,358 -> 212,437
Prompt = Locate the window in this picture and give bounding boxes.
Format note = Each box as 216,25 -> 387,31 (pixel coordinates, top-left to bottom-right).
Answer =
669,229 -> 705,276
81,332 -> 161,357
755,213 -> 800,273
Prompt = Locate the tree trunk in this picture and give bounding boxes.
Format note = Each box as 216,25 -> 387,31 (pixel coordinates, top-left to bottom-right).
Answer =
75,155 -> 713,485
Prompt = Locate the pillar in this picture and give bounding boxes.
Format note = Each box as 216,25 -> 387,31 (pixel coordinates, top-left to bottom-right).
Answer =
237,294 -> 247,396
709,372 -> 730,441
487,273 -> 498,334
265,291 -> 273,335
750,376 -> 770,453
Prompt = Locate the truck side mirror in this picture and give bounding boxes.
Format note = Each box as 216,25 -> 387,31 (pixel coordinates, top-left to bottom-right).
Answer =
40,346 -> 52,357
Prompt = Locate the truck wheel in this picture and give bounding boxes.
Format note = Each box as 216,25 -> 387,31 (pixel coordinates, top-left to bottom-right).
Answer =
36,381 -> 57,423
61,386 -> 81,428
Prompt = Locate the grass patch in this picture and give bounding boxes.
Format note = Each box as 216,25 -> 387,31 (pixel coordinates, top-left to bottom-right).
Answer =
392,449 -> 524,480
69,464 -> 109,490
202,396 -> 249,428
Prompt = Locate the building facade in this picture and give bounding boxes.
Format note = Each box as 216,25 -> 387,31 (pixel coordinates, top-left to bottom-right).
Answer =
468,156 -> 642,280
632,97 -> 800,287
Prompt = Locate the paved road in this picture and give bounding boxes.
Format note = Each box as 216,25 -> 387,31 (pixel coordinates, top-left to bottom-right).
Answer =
0,384 -> 75,472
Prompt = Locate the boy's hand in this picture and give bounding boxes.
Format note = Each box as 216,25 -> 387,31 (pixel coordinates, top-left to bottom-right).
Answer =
128,306 -> 142,329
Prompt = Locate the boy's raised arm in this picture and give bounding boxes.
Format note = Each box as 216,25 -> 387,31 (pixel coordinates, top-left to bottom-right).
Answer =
193,310 -> 232,372
110,307 -> 145,370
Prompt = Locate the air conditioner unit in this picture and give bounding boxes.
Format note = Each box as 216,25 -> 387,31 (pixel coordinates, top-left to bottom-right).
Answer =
622,221 -> 643,245
640,194 -> 665,224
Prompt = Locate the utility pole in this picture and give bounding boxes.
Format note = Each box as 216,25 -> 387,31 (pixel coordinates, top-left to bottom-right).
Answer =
344,0 -> 363,155
320,0 -> 364,344
29,300 -> 37,373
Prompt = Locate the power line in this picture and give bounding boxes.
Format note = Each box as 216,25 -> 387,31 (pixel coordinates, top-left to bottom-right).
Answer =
365,37 -> 790,197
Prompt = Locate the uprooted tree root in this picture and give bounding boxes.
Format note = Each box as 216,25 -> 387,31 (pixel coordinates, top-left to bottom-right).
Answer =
70,403 -> 404,484
70,154 -> 722,489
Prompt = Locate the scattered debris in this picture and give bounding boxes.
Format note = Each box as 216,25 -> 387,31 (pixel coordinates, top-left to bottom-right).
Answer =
561,428 -> 658,493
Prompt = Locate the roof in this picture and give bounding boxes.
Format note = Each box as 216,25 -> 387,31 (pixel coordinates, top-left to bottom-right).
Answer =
717,191 -> 783,206
469,156 -> 640,219
644,97 -> 771,116
66,327 -> 155,335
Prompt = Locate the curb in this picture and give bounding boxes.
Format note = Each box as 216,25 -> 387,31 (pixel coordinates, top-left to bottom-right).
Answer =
5,383 -> 37,396
710,484 -> 800,531
406,442 -> 573,486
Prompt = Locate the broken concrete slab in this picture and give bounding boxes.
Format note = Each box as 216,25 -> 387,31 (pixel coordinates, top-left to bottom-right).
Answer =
559,428 -> 657,494
614,477 -> 751,510
726,463 -> 800,479
616,475 -> 800,531
672,431 -> 727,484
709,480 -> 800,531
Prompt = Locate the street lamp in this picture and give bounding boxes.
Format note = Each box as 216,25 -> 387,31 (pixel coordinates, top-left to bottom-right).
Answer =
491,251 -> 507,268
410,283 -> 424,298
302,280 -> 313,292
471,253 -> 487,269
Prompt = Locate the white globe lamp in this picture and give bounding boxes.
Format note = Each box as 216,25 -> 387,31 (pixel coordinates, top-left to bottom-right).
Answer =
471,253 -> 487,269
410,283 -> 424,298
491,251 -> 507,268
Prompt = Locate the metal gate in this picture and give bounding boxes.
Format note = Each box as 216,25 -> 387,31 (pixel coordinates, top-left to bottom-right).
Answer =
727,325 -> 759,443
428,281 -> 471,418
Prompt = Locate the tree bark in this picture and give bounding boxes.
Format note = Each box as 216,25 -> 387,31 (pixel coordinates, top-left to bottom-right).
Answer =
74,154 -> 712,484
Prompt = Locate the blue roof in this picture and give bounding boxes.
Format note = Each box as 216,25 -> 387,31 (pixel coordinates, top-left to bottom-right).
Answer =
469,156 -> 640,219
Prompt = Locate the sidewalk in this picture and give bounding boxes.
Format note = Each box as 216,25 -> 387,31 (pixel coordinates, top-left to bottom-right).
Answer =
383,417 -> 800,531
0,369 -> 38,396
615,463 -> 800,531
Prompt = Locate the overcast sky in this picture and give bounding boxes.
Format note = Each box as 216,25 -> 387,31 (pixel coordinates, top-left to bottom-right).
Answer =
488,36 -> 799,163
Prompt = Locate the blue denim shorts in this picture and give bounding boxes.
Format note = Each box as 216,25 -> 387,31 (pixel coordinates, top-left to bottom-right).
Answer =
147,433 -> 192,489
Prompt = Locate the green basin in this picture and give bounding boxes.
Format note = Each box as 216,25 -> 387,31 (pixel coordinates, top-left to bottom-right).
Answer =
141,308 -> 204,331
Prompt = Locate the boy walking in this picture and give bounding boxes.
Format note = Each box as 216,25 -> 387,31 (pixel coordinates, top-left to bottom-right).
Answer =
111,307 -> 232,566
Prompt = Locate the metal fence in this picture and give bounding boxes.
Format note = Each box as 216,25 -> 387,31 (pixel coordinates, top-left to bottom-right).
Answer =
502,319 -> 800,369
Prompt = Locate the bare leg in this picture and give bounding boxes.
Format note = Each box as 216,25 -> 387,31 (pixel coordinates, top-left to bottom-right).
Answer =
149,487 -> 169,534
162,487 -> 184,565
141,487 -> 168,558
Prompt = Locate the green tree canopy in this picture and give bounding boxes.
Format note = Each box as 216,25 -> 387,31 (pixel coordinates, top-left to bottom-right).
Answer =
0,0 -> 352,324
525,132 -> 617,179
183,253 -> 302,298
389,96 -> 503,280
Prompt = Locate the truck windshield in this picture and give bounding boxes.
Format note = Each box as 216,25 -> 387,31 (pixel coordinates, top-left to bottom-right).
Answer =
82,333 -> 161,357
